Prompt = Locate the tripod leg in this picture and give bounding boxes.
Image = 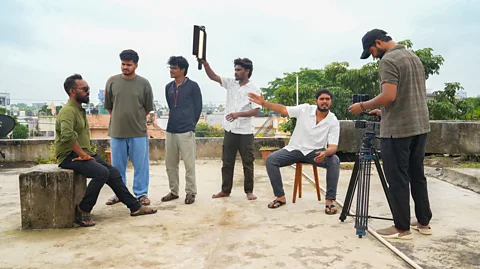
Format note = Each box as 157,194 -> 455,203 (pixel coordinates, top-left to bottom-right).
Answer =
339,156 -> 360,222
355,156 -> 371,238
374,153 -> 394,215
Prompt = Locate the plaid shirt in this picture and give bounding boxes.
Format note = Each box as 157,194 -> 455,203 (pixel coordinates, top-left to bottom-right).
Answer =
378,45 -> 430,138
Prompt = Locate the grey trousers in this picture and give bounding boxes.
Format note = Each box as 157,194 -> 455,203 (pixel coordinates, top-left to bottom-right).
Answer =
266,148 -> 340,200
165,131 -> 197,196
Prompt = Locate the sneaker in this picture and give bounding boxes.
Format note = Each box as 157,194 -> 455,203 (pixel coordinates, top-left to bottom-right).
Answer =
377,226 -> 413,240
410,219 -> 432,235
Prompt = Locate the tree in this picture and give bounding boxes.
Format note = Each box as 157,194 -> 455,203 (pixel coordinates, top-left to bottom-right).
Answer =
56,106 -> 63,114
12,123 -> 29,139
262,40 -> 448,134
428,82 -> 473,120
40,105 -> 48,113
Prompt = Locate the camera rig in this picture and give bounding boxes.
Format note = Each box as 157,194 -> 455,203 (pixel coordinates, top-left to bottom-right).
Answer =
339,94 -> 393,238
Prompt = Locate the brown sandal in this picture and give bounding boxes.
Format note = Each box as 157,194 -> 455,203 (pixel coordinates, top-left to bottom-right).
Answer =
161,192 -> 179,202
75,205 -> 95,227
106,196 -> 120,205
130,206 -> 158,217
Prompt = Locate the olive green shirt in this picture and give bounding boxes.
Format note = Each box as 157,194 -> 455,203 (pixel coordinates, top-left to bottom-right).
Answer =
55,99 -> 94,164
104,74 -> 154,138
378,45 -> 431,138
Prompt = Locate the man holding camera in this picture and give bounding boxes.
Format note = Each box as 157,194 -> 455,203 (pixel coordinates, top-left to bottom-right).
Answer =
349,29 -> 433,239
248,89 -> 340,214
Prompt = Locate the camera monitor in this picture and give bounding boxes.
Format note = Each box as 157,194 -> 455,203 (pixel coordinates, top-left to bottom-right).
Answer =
192,25 -> 207,70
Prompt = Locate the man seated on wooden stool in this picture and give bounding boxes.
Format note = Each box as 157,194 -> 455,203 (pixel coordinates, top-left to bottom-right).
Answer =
248,89 -> 340,214
55,74 -> 157,227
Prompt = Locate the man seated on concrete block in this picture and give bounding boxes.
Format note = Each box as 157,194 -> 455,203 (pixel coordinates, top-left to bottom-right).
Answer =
55,74 -> 157,227
248,89 -> 341,214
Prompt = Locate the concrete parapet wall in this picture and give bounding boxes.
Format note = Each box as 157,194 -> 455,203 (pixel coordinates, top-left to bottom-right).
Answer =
1,121 -> 479,163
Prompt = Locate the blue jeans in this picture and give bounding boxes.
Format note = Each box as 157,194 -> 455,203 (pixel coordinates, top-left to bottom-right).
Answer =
110,137 -> 150,198
266,148 -> 340,200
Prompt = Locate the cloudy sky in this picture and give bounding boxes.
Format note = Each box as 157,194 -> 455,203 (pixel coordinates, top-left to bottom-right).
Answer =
1,0 -> 479,106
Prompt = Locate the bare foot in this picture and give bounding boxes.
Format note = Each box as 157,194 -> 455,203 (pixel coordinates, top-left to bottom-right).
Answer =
246,193 -> 257,200
212,191 -> 230,198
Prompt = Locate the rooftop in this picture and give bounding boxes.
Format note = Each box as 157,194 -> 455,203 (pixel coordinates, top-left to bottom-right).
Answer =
1,160 -> 479,268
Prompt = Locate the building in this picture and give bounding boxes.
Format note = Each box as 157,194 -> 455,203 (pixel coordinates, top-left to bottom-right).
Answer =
0,92 -> 11,113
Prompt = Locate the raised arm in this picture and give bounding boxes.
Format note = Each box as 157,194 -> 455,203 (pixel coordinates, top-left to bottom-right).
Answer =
201,60 -> 221,84
247,92 -> 288,116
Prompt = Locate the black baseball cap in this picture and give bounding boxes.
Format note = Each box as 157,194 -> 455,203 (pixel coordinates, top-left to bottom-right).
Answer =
360,29 -> 388,59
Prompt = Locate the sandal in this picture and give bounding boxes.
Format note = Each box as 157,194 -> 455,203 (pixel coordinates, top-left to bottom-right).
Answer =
106,195 -> 120,205
75,205 -> 95,227
138,196 -> 151,206
161,192 -> 179,202
267,199 -> 286,209
185,194 -> 195,204
130,206 -> 158,217
325,204 -> 338,215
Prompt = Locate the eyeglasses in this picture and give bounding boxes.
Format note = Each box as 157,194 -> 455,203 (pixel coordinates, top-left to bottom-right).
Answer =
77,86 -> 90,92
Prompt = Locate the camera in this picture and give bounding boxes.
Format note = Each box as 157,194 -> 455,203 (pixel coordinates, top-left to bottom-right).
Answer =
351,94 -> 380,135
352,94 -> 369,104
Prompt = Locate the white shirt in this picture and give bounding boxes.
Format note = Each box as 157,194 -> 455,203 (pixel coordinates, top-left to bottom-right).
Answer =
220,77 -> 261,134
284,104 -> 340,156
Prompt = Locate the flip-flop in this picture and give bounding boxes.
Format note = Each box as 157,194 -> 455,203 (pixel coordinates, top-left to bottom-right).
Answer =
267,199 -> 286,209
325,204 -> 337,215
130,206 -> 158,217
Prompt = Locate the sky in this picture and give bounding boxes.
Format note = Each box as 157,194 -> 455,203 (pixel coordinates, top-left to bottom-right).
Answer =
1,0 -> 479,106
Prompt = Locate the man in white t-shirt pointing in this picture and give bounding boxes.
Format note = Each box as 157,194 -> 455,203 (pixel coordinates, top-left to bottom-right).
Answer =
248,89 -> 341,214
201,58 -> 261,200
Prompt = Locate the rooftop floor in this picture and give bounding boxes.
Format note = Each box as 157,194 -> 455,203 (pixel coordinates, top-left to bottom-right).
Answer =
1,160 -> 479,269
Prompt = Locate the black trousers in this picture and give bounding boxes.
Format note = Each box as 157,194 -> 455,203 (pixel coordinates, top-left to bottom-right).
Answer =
381,133 -> 433,231
60,153 -> 141,213
221,131 -> 255,194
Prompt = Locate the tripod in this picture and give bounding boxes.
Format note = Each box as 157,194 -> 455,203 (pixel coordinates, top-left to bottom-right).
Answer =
339,130 -> 394,238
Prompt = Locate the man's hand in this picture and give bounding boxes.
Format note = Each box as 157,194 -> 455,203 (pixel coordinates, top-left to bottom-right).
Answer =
72,154 -> 94,162
248,92 -> 265,106
348,102 -> 364,115
369,109 -> 381,117
225,113 -> 239,122
314,151 -> 326,163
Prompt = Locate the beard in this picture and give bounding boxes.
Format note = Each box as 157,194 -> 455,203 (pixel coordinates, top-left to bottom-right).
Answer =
317,105 -> 329,112
375,46 -> 386,59
75,92 -> 90,104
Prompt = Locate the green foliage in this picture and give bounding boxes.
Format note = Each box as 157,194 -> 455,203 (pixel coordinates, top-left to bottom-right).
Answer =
262,39 -> 453,133
427,82 -> 473,120
195,122 -> 225,137
12,123 -> 29,139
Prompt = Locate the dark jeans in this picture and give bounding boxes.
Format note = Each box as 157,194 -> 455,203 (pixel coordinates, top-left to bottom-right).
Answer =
266,148 -> 340,200
59,153 -> 142,213
221,131 -> 255,194
381,133 -> 433,231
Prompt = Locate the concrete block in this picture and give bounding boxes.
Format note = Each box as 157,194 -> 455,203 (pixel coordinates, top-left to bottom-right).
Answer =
18,164 -> 87,229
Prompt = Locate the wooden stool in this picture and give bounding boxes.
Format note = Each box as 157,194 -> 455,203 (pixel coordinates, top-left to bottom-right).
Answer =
292,162 -> 321,203
105,150 -> 112,164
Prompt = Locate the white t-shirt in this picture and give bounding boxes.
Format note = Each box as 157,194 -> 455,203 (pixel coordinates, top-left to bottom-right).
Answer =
220,77 -> 262,134
284,104 -> 340,156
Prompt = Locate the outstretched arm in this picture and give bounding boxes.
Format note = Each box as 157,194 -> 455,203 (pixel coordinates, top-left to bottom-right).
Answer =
247,92 -> 288,116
